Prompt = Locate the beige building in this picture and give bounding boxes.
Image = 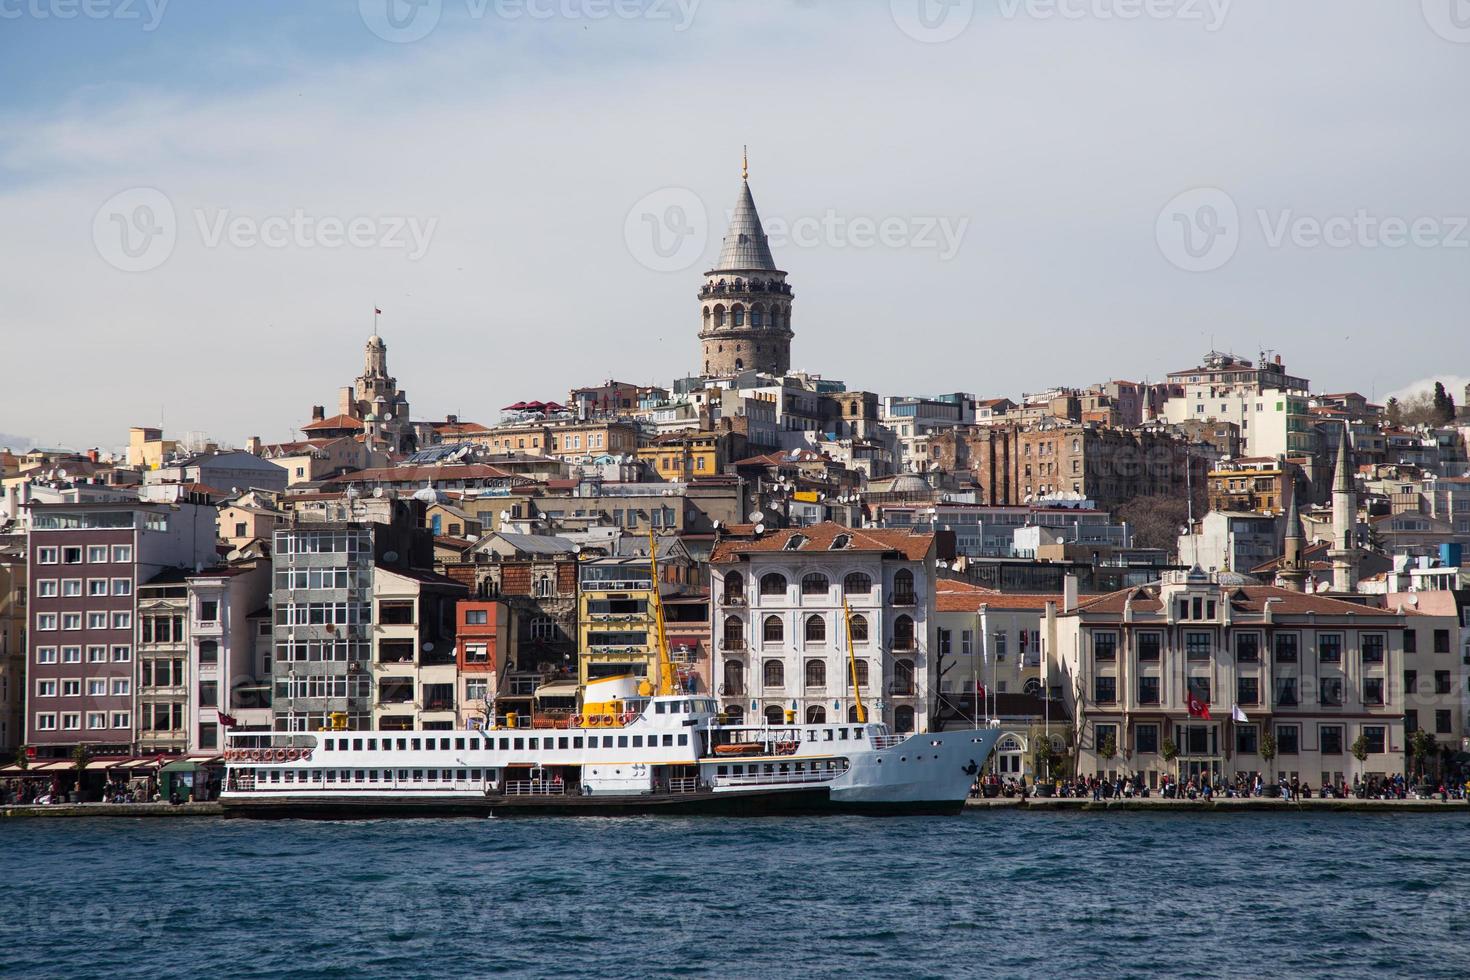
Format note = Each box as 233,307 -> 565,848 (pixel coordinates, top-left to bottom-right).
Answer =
1058,569 -> 1411,791
126,426 -> 179,470
371,567 -> 468,731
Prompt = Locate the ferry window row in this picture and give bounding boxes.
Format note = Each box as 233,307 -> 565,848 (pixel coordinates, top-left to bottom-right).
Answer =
716,760 -> 844,776
256,768 -> 493,784
654,699 -> 717,714
491,734 -> 690,750
324,736 -> 470,751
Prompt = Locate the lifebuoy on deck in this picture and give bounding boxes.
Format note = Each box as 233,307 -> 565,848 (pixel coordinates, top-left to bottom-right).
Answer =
274,748 -> 287,762
572,714 -> 584,728
602,714 -> 614,726
620,711 -> 634,726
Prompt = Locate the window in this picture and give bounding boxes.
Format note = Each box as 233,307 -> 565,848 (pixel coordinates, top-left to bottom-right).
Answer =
1362,726 -> 1385,754
61,580 -> 82,597
87,545 -> 108,562
89,579 -> 109,596
1433,629 -> 1450,654
893,659 -> 916,696
1434,670 -> 1451,695
465,609 -> 488,625
1187,675 -> 1211,704
63,547 -> 83,564
200,681 -> 218,707
1185,632 -> 1211,662
1235,633 -> 1260,663
87,711 -> 107,729
1435,710 -> 1452,735
722,571 -> 745,601
37,547 -> 58,564
1135,724 -> 1159,754
762,616 -> 784,646
1319,677 -> 1344,707
1137,675 -> 1160,704
1236,676 -> 1259,706
528,617 -> 555,641
843,572 -> 872,595
893,569 -> 915,601
893,615 -> 915,650
849,614 -> 869,645
1363,677 -> 1384,706
36,579 -> 58,597
36,679 -> 57,697
88,679 -> 106,696
35,713 -> 57,731
62,712 -> 81,730
1275,725 -> 1300,755
1320,725 -> 1343,755
199,600 -> 219,622
1274,633 -> 1298,663
112,545 -> 132,562
1094,676 -> 1117,703
1403,629 -> 1418,654
1361,635 -> 1384,664
804,615 -> 826,644
759,573 -> 788,597
804,659 -> 825,688
111,678 -> 130,696
87,612 -> 107,629
36,613 -> 58,631
800,573 -> 829,596
1235,724 -> 1258,755
1136,633 -> 1161,662
61,647 -> 81,663
1093,632 -> 1117,663
1318,634 -> 1342,663
36,647 -> 57,664
763,659 -> 784,688
112,611 -> 132,630
199,640 -> 218,664
112,645 -> 131,662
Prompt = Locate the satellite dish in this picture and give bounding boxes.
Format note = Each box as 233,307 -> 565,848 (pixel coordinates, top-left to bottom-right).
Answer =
373,487 -> 385,497
383,550 -> 399,563
750,510 -> 765,524
422,641 -> 434,652
57,468 -> 68,478
384,413 -> 394,421
755,523 -> 766,535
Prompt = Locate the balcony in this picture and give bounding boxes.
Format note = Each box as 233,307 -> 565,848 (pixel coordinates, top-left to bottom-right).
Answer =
888,681 -> 916,697
892,593 -> 917,607
720,639 -> 747,652
891,639 -> 917,652
720,594 -> 747,607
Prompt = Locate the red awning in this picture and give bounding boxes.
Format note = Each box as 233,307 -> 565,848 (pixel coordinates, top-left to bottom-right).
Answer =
502,401 -> 528,410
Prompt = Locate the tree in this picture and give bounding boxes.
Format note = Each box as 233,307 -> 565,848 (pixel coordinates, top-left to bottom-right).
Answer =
1432,382 -> 1452,423
1161,737 -> 1179,763
1385,397 -> 1402,427
1408,728 -> 1436,781
1259,731 -> 1276,781
1098,732 -> 1118,769
1032,736 -> 1059,782
1115,495 -> 1192,553
1350,734 -> 1370,776
72,743 -> 90,801
13,745 -> 28,771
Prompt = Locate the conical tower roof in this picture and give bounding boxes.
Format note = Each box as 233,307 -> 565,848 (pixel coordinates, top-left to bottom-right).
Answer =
1284,488 -> 1303,541
713,178 -> 778,273
1333,426 -> 1354,493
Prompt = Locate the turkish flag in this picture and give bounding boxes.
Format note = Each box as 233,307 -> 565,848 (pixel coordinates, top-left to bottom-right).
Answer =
1187,691 -> 1211,719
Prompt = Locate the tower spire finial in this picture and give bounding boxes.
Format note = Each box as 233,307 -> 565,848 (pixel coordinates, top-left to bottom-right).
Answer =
742,145 -> 748,181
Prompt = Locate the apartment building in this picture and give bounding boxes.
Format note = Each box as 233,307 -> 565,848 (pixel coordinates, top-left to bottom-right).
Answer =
371,566 -> 466,731
1058,569 -> 1409,790
455,599 -> 509,728
710,522 -> 938,732
25,500 -> 217,758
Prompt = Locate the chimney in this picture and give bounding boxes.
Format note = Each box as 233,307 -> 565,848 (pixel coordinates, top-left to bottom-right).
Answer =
1274,355 -> 1282,366
87,449 -> 99,463
446,414 -> 458,425
312,406 -> 326,421
246,436 -> 262,455
1063,573 -> 1079,613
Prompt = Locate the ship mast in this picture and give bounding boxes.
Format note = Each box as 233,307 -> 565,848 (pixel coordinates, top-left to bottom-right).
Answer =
648,529 -> 676,697
844,599 -> 867,724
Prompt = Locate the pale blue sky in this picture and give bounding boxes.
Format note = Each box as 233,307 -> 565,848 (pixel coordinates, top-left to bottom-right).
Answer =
2,0 -> 1467,450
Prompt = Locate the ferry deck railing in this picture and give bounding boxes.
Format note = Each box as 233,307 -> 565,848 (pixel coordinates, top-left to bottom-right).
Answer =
713,768 -> 844,788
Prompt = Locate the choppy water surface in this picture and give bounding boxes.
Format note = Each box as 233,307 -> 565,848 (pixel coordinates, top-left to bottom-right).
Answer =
2,812 -> 1466,978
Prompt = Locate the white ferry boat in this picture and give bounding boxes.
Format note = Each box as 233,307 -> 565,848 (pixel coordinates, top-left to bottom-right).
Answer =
221,534 -> 1000,817
220,678 -> 1002,818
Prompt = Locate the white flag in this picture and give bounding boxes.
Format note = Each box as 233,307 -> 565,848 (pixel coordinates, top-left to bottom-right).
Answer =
1231,704 -> 1248,723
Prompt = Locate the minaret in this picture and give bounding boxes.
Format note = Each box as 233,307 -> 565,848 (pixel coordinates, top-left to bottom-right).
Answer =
1278,487 -> 1309,593
698,148 -> 794,378
1328,425 -> 1358,592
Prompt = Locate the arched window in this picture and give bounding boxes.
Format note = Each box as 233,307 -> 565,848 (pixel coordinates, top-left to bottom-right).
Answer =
762,659 -> 784,688
724,704 -> 744,723
893,569 -> 915,602
535,574 -> 552,598
805,705 -> 827,724
894,705 -> 916,733
764,704 -> 786,725
893,615 -> 915,650
751,306 -> 764,328
702,306 -> 711,324
722,615 -> 744,650
722,660 -> 745,696
723,571 -> 745,602
732,304 -> 745,327
760,573 -> 787,596
735,358 -> 744,371
1022,677 -> 1044,697
848,614 -> 869,645
805,658 -> 829,690
801,572 -> 829,596
854,659 -> 870,688
894,658 -> 916,695
843,572 -> 872,595
762,616 -> 784,646
847,705 -> 863,723
713,305 -> 726,327
805,615 -> 826,644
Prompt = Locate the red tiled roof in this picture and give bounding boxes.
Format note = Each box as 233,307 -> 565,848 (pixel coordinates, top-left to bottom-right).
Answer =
711,521 -> 934,563
302,414 -> 364,432
1076,583 -> 1401,619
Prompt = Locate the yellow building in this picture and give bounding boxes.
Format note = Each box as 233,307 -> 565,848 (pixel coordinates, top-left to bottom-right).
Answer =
127,426 -> 178,470
636,430 -> 745,481
575,538 -> 692,687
